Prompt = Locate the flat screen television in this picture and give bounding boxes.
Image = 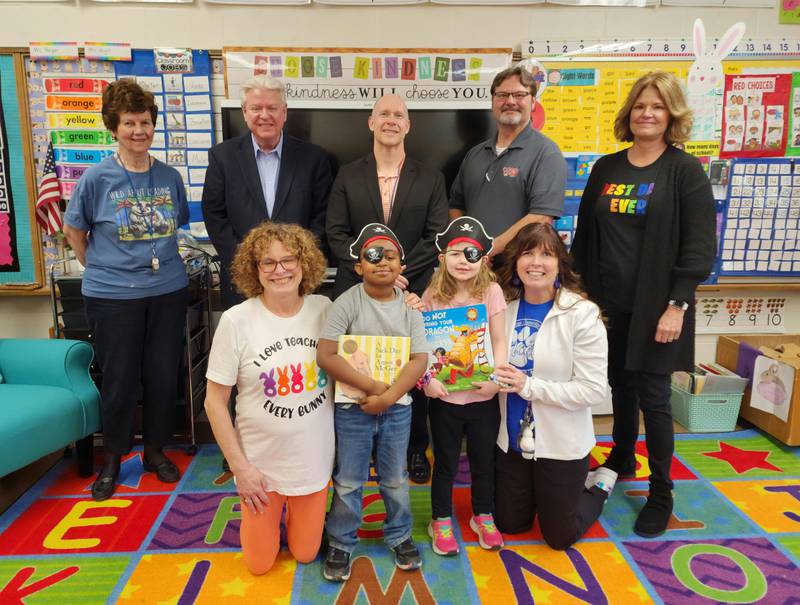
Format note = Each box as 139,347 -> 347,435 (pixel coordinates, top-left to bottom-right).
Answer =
221,105 -> 494,193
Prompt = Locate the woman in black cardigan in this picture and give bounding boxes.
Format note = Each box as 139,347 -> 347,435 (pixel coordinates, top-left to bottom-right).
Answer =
571,71 -> 716,538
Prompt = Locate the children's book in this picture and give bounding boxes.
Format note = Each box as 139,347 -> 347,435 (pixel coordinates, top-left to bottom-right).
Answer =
335,335 -> 411,403
422,304 -> 494,393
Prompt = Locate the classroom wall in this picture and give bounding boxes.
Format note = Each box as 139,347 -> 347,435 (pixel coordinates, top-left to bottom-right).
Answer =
1,2 -> 798,358
0,4 -> 794,49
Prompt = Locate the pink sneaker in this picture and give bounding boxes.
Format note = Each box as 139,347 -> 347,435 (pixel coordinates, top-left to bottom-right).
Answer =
428,518 -> 459,556
470,514 -> 504,550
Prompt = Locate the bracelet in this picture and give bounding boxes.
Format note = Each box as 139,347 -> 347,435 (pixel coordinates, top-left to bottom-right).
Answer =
416,370 -> 433,391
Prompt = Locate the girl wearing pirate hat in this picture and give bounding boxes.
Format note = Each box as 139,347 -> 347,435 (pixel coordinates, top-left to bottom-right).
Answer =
419,216 -> 508,555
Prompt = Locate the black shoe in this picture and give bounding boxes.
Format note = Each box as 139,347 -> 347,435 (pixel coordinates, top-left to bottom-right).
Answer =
392,538 -> 422,570
222,457 -> 230,472
408,452 -> 431,484
91,466 -> 119,501
143,455 -> 181,483
634,492 -> 673,538
322,546 -> 351,582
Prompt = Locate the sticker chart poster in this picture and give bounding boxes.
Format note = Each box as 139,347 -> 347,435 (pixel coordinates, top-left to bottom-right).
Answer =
422,304 -> 493,393
718,158 -> 800,277
0,71 -> 20,272
27,58 -> 116,204
720,74 -> 791,159
115,50 -> 215,210
223,49 -> 512,108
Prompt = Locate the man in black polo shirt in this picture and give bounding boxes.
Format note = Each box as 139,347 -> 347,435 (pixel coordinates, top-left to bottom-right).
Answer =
449,65 -> 567,258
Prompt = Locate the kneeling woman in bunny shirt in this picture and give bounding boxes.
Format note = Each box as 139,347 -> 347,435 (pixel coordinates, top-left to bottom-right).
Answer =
205,222 -> 333,575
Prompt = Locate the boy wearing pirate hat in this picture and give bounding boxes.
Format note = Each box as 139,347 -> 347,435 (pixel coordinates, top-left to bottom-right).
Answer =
317,223 -> 429,581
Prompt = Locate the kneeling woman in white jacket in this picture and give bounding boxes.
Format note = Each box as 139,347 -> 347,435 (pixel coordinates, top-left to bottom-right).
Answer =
492,222 -> 616,550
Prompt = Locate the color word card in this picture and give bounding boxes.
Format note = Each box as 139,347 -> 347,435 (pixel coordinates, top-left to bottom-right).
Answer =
718,158 -> 800,277
695,296 -> 787,333
27,59 -> 116,202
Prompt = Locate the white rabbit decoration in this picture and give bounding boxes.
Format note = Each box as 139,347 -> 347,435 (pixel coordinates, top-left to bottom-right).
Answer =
688,18 -> 746,96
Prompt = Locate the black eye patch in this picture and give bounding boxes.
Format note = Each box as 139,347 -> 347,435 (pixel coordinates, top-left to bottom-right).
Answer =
463,246 -> 483,263
363,247 -> 385,264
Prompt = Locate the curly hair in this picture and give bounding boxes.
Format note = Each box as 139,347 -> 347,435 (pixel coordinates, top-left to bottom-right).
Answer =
496,222 -> 583,308
230,222 -> 327,299
102,79 -> 159,133
613,71 -> 693,145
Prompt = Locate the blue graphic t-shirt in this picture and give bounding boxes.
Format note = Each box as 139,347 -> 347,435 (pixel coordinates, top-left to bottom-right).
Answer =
65,156 -> 189,299
506,298 -> 553,453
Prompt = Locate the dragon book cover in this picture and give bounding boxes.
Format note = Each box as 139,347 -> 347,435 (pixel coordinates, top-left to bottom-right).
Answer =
422,304 -> 494,393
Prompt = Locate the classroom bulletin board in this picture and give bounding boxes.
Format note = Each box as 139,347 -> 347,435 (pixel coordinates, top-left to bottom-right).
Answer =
537,59 -> 800,156
0,52 -> 42,292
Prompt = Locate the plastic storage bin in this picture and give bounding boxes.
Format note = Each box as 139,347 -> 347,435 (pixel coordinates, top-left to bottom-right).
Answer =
670,385 -> 743,432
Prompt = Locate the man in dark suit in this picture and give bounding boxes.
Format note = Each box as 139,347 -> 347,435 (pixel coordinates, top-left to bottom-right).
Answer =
326,94 -> 448,483
202,76 -> 332,309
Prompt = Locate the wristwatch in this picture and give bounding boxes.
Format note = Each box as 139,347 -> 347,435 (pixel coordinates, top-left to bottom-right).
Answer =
668,299 -> 689,311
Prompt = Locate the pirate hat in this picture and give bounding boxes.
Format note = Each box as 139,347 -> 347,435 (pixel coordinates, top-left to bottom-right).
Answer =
349,223 -> 405,260
435,216 -> 493,259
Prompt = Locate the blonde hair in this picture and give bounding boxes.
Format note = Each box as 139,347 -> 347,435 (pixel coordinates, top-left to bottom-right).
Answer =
613,71 -> 693,145
425,253 -> 497,306
230,222 -> 326,299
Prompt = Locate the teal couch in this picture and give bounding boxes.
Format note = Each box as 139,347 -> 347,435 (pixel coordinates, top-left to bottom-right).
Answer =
0,338 -> 101,478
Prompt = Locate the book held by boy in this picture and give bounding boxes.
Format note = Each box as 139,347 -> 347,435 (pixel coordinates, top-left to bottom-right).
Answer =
422,304 -> 494,393
335,335 -> 411,403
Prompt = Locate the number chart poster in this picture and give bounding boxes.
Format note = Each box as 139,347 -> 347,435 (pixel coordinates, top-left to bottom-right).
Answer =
696,296 -> 787,334
720,74 -> 791,159
223,48 -> 512,108
115,50 -> 215,208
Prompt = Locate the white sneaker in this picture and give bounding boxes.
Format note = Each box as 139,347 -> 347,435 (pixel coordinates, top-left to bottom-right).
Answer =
585,466 -> 618,494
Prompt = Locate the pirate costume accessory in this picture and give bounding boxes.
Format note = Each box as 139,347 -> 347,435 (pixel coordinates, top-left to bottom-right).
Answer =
349,223 -> 405,261
435,216 -> 493,263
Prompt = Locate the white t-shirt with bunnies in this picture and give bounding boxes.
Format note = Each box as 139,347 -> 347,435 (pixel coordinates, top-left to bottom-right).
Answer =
206,294 -> 334,495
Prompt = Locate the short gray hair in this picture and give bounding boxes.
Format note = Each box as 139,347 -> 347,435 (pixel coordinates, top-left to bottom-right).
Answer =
240,75 -> 286,106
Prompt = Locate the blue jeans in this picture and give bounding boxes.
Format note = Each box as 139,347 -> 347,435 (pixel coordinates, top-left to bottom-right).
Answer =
326,403 -> 412,553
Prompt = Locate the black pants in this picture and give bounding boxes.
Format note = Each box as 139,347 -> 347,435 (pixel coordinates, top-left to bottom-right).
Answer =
429,396 -> 499,519
494,448 -> 607,550
85,288 -> 187,455
606,311 -> 674,495
408,388 -> 430,456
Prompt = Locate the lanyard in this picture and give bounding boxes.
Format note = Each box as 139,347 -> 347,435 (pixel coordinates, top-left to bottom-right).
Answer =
117,154 -> 159,271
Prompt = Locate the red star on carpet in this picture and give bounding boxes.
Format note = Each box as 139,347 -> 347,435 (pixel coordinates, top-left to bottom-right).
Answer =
702,441 -> 782,474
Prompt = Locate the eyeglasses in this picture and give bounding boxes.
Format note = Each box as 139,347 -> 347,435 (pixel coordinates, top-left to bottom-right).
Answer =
257,256 -> 299,273
493,91 -> 531,101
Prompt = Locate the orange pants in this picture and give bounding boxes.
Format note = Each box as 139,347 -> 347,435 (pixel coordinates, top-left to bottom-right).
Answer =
239,486 -> 329,575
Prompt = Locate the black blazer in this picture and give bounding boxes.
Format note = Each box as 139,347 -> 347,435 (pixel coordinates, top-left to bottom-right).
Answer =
326,153 -> 449,298
202,132 -> 332,308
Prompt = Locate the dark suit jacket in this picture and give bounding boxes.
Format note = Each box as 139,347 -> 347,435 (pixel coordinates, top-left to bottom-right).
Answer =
202,132 -> 332,308
326,153 -> 448,298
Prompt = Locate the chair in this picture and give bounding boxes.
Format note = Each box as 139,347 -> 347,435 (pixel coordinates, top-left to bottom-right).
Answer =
0,338 -> 101,478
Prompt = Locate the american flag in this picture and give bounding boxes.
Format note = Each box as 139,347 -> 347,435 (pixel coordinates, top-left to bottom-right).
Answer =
35,143 -> 63,235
